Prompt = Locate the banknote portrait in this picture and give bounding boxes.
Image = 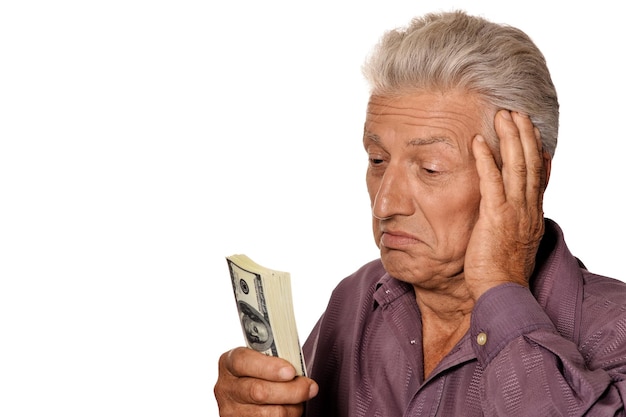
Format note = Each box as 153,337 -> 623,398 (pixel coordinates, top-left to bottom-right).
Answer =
237,300 -> 274,351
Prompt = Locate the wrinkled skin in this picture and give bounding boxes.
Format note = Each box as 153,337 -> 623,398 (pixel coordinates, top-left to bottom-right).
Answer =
464,108 -> 550,300
365,91 -> 550,301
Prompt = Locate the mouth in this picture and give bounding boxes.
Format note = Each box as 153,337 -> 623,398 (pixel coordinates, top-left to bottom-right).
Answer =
379,230 -> 421,249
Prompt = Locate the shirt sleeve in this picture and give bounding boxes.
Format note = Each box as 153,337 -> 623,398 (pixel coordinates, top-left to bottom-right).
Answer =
470,283 -> 626,416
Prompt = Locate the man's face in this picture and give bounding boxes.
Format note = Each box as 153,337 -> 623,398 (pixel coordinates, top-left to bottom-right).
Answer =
364,90 -> 485,288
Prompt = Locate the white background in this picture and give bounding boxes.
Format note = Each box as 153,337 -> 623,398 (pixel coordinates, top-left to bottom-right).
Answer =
1,1 -> 624,416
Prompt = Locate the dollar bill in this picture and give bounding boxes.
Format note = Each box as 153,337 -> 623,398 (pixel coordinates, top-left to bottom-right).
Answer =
226,254 -> 307,376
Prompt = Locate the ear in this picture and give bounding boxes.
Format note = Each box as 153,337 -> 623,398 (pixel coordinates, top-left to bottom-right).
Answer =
543,150 -> 552,189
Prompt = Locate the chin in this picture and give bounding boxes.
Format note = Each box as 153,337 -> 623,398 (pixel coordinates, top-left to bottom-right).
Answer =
380,250 -> 417,281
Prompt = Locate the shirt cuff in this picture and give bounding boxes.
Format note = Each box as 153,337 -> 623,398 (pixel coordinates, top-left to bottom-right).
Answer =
470,283 -> 557,366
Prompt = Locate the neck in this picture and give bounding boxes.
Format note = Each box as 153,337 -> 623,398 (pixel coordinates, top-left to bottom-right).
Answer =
414,277 -> 474,378
414,273 -> 474,319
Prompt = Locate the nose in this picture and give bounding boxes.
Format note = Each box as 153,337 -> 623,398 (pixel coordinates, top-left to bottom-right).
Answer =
371,163 -> 414,220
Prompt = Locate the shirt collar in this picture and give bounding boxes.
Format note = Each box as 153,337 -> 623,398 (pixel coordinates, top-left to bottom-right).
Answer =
373,272 -> 413,310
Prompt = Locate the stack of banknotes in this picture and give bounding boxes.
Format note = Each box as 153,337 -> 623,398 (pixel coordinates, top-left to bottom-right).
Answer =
226,254 -> 307,376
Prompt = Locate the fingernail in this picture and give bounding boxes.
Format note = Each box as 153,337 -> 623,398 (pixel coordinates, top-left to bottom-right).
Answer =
278,366 -> 295,380
309,382 -> 319,398
475,134 -> 484,142
501,110 -> 512,120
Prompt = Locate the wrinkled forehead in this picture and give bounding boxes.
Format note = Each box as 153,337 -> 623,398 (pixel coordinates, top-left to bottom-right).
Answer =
364,92 -> 485,147
365,90 -> 499,158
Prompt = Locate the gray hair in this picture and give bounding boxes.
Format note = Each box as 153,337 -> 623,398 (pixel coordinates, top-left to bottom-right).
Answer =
362,10 -> 559,157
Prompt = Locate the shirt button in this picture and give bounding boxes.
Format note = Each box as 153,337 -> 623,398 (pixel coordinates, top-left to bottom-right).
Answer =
476,332 -> 487,346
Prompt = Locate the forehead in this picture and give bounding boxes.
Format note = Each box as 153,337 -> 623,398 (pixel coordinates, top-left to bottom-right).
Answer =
364,90 -> 484,147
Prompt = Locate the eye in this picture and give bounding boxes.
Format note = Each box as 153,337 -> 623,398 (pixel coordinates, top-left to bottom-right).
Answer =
366,150 -> 386,167
421,163 -> 445,176
369,157 -> 384,166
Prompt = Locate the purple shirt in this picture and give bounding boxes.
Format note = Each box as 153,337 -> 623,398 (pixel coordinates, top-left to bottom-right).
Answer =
302,219 -> 626,416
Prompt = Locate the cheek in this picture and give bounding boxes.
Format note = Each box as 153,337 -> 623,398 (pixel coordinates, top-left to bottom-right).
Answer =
430,181 -> 481,242
365,173 -> 378,204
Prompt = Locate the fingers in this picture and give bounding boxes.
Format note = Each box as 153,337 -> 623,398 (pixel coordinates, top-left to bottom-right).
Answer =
472,134 -> 504,209
225,347 -> 297,381
474,110 -> 545,210
215,347 -> 318,414
495,110 -> 545,207
232,374 -> 317,406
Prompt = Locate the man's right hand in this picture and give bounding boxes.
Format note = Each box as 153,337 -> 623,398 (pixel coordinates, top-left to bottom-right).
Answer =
214,347 -> 319,417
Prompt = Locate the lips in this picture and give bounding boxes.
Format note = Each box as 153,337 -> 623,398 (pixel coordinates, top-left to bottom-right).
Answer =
379,230 -> 421,249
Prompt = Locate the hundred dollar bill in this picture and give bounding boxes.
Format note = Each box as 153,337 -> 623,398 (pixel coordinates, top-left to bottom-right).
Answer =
226,254 -> 307,376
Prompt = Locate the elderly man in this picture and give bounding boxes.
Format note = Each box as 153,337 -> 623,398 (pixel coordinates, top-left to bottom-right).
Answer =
215,10 -> 626,416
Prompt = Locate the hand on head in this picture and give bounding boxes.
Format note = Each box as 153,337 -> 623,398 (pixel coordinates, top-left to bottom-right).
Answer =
464,110 -> 550,300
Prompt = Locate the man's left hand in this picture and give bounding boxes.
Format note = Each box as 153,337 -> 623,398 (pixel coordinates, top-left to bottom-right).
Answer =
464,110 -> 549,300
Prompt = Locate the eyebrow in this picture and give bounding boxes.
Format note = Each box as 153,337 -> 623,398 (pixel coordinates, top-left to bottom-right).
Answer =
408,137 -> 454,147
364,132 -> 382,143
364,131 -> 454,148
